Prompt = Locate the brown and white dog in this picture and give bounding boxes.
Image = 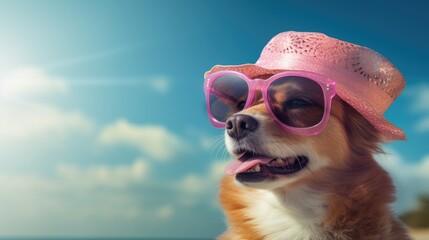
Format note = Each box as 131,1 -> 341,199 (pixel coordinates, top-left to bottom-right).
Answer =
217,96 -> 410,240
205,32 -> 410,240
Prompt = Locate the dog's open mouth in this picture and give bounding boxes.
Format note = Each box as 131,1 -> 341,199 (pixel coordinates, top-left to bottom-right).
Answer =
225,151 -> 309,182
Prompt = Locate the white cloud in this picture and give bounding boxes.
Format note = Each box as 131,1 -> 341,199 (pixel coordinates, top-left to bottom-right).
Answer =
416,116 -> 429,133
176,159 -> 229,209
62,76 -> 171,94
98,119 -> 186,161
0,67 -> 93,142
209,159 -> 230,179
56,159 -> 149,188
0,66 -> 68,98
0,104 -> 93,141
178,159 -> 228,193
407,84 -> 429,113
376,147 -> 429,213
155,205 -> 174,220
177,159 -> 229,201
148,76 -> 170,93
0,67 -> 223,237
403,84 -> 429,133
0,157 -> 225,237
179,174 -> 207,194
0,159 -> 151,229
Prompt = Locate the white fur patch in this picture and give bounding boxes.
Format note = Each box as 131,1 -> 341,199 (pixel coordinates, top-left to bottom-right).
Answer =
248,187 -> 329,240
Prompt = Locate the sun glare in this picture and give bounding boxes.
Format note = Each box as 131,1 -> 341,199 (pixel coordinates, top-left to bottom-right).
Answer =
0,66 -> 68,99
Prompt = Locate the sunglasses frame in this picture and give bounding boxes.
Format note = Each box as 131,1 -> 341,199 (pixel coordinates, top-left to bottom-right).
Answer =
204,70 -> 337,136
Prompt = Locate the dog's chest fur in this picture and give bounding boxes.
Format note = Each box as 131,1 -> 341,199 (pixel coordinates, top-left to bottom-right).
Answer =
219,171 -> 411,240
247,187 -> 330,240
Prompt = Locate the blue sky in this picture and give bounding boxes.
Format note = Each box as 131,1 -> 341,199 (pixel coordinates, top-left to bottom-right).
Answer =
0,0 -> 428,238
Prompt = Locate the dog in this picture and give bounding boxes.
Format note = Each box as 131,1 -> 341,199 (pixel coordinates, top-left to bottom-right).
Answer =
204,32 -> 411,239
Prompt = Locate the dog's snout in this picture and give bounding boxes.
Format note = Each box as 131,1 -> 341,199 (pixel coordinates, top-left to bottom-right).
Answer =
226,114 -> 258,139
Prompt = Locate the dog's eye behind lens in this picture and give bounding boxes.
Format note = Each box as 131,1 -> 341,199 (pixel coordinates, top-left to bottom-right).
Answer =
284,98 -> 313,109
268,76 -> 325,128
237,101 -> 246,110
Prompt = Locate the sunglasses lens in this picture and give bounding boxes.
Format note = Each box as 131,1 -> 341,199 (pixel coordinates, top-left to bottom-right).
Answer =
209,75 -> 249,123
267,76 -> 325,128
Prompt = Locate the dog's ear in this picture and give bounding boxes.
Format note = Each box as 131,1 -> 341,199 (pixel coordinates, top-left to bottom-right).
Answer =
342,101 -> 382,156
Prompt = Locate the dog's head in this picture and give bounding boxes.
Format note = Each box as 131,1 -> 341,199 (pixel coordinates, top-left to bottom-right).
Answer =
224,87 -> 382,190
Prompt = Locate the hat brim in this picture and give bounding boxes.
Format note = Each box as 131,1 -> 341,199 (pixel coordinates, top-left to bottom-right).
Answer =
205,64 -> 406,141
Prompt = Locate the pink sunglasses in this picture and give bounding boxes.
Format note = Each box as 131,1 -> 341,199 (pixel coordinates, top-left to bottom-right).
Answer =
204,70 -> 336,136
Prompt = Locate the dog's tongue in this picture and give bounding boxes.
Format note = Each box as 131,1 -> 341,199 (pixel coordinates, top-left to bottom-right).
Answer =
225,155 -> 273,176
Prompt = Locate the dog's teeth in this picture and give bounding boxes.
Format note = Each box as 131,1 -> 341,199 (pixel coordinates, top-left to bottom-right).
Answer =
255,164 -> 261,172
276,158 -> 283,165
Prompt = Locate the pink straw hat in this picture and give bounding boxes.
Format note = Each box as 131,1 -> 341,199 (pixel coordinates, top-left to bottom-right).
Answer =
206,31 -> 406,141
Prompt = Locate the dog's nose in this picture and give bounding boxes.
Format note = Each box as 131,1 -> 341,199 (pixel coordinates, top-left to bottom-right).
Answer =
226,114 -> 258,139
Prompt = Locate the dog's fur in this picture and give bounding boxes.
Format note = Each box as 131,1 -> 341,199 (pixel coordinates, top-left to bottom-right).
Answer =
218,95 -> 410,239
